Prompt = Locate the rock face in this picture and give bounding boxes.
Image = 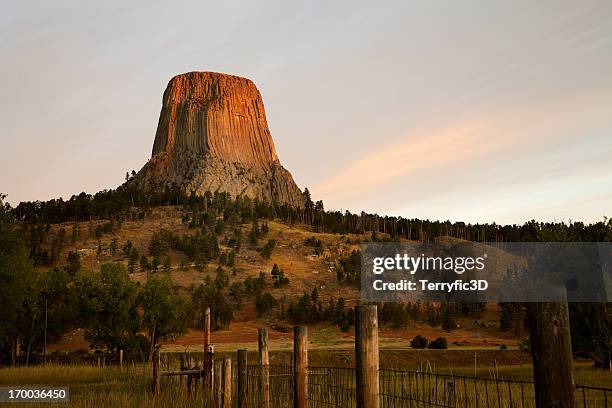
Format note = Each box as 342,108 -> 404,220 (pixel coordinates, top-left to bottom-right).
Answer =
135,72 -> 304,207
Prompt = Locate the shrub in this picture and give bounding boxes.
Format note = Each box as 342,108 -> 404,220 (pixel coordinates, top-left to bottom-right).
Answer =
260,239 -> 276,259
255,292 -> 277,316
271,263 -> 290,287
518,337 -> 531,353
304,236 -> 323,255
428,337 -> 448,349
340,319 -> 351,333
410,334 -> 428,349
440,306 -> 457,331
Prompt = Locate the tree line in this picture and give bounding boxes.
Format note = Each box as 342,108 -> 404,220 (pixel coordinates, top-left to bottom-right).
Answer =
10,178 -> 612,245
3,181 -> 612,367
0,238 -> 192,366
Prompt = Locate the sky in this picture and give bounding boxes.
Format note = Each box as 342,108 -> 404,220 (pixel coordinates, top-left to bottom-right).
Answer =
1,0 -> 611,225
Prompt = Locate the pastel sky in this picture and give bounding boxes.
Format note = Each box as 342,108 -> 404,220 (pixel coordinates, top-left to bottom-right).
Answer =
1,0 -> 611,225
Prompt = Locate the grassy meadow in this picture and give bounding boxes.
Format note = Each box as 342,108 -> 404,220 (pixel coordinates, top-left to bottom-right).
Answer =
1,358 -> 610,407
0,364 -> 211,407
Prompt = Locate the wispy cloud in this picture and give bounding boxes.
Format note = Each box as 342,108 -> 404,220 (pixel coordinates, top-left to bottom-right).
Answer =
311,82 -> 612,223
312,120 -> 506,202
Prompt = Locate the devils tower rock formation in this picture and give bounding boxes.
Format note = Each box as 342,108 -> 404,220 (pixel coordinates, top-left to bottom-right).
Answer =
134,72 -> 304,207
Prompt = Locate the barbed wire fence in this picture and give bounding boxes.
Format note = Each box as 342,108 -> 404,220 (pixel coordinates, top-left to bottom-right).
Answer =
196,362 -> 610,408
152,305 -> 611,407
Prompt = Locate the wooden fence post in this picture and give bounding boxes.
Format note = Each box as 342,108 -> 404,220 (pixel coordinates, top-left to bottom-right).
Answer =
222,357 -> 232,408
204,307 -> 211,366
355,305 -> 380,408
207,345 -> 215,393
119,349 -> 123,371
293,326 -> 308,408
237,349 -> 248,408
446,381 -> 455,406
259,328 -> 270,408
526,296 -> 576,408
214,359 -> 223,408
179,354 -> 185,387
203,307 -> 212,395
152,347 -> 160,396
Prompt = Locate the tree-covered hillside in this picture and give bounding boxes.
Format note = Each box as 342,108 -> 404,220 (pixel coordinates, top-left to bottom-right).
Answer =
1,185 -> 610,367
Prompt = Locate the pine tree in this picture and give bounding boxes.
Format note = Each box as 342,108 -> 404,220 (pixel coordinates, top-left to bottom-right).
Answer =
260,239 -> 276,260
110,237 -> 118,256
163,256 -> 171,274
66,251 -> 81,276
140,255 -> 150,272
248,223 -> 260,246
128,249 -> 139,273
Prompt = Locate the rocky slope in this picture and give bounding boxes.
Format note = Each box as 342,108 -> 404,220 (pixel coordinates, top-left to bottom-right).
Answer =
135,72 -> 304,207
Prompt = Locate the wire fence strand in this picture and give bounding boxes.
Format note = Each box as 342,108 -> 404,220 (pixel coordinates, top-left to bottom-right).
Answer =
195,357 -> 612,408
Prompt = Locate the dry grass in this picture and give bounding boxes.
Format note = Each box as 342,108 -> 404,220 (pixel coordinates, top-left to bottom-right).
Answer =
0,364 -> 212,407
1,360 -> 609,408
44,207 -> 519,353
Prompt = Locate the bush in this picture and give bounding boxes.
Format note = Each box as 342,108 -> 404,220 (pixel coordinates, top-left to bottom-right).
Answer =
255,292 -> 277,316
410,334 -> 428,349
271,264 -> 290,287
428,337 -> 448,349
441,310 -> 457,331
304,236 -> 323,255
518,337 -> 531,353
340,319 -> 351,333
260,239 -> 276,260
500,344 -> 507,350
